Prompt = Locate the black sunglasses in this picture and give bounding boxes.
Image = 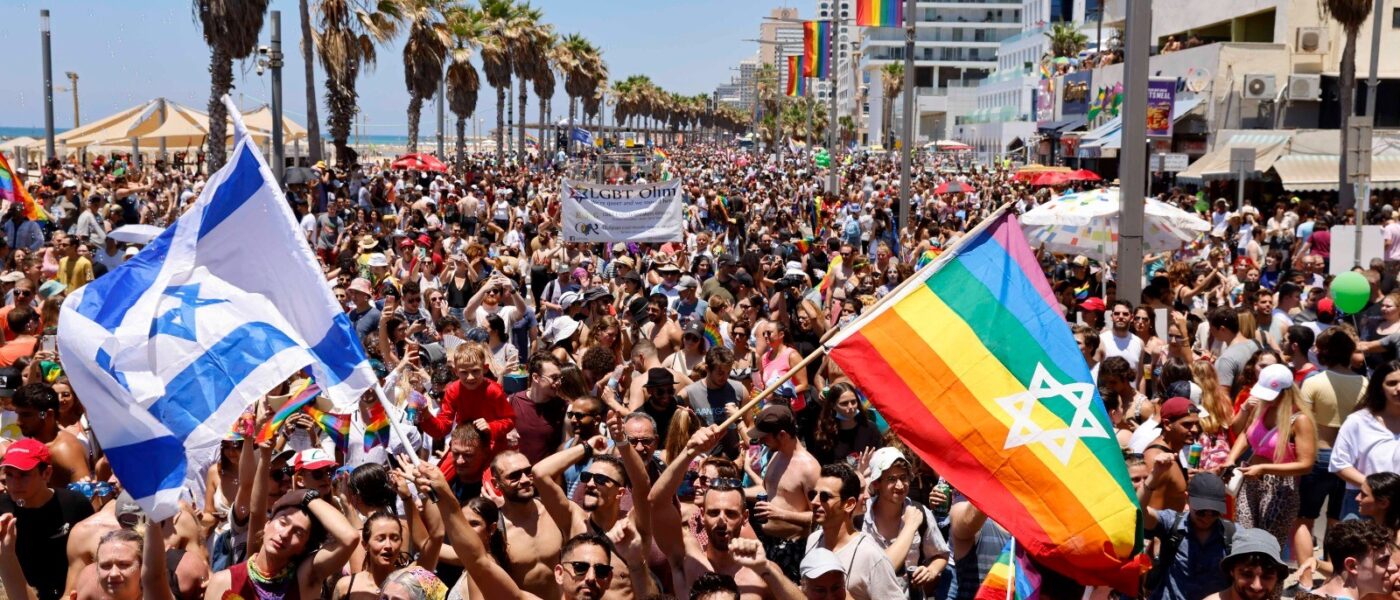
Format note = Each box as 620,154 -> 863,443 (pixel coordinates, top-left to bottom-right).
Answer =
566,411 -> 595,420
578,471 -> 620,487
563,561 -> 614,579
806,490 -> 838,503
503,467 -> 533,483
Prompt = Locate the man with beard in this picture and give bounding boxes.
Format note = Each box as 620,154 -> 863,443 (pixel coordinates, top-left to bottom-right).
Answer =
491,450 -> 567,600
1201,528 -> 1289,600
806,463 -> 904,600
533,413 -> 651,600
448,425 -> 488,501
638,369 -> 681,445
10,383 -> 89,486
640,292 -> 683,363
651,424 -> 789,600
1141,398 -> 1202,512
752,405 -> 819,582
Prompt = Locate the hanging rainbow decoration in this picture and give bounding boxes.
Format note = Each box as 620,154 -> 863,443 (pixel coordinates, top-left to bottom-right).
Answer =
802,20 -> 832,79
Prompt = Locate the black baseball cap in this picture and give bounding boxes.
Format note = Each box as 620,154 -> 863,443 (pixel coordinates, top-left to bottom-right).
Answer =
1187,473 -> 1227,514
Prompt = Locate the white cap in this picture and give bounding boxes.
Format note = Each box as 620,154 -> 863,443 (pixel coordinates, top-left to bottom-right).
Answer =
124,246 -> 140,257
366,253 -> 389,268
559,291 -> 580,310
800,548 -> 846,579
1250,363 -> 1294,401
867,447 -> 908,482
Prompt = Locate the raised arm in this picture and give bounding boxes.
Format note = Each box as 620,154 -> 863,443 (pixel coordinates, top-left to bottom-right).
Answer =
531,439 -> 601,537
306,496 -> 360,581
143,519 -> 175,600
648,425 -> 724,556
414,463 -> 536,600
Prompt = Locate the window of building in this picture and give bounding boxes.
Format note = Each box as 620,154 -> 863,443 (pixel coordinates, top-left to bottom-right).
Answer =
1394,7 -> 1400,27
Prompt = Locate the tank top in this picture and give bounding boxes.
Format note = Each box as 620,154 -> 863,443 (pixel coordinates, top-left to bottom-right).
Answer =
760,345 -> 803,411
1246,413 -> 1299,463
224,560 -> 301,600
951,520 -> 1011,600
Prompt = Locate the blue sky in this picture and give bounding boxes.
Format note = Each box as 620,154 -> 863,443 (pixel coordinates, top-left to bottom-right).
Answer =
4,0 -> 804,136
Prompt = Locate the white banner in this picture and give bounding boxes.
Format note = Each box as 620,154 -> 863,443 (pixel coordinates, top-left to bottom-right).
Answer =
561,179 -> 684,243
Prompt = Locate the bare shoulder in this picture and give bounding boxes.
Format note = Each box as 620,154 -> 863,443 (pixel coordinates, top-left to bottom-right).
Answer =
204,568 -> 233,600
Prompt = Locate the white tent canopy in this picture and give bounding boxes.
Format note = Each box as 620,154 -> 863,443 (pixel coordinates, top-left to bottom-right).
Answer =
56,98 -> 308,150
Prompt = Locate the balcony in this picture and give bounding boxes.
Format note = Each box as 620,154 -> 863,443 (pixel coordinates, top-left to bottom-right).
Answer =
862,28 -> 1013,45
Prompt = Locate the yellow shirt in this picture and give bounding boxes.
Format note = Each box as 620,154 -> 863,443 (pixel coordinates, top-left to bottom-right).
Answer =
57,256 -> 94,292
1299,369 -> 1368,448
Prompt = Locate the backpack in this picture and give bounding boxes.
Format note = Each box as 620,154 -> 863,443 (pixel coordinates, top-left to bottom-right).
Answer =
1144,511 -> 1235,595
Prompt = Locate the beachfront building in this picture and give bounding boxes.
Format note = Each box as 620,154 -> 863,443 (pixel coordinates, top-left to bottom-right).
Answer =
859,0 -> 1023,146
817,0 -> 866,143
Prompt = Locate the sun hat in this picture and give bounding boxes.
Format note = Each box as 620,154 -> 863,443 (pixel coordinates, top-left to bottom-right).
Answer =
348,277 -> 374,296
801,548 -> 846,579
1219,527 -> 1288,576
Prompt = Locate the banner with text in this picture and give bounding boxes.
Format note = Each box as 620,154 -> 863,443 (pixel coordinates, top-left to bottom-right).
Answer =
562,179 -> 684,243
1146,78 -> 1177,138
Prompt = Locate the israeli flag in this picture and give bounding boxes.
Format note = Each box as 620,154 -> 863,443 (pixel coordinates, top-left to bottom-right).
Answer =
571,127 -> 593,145
58,97 -> 376,520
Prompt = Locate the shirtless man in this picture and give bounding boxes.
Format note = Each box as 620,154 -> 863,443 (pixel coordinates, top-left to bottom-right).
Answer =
11,383 -> 88,486
492,450 -> 567,600
751,405 -> 819,582
69,499 -> 209,600
626,339 -> 690,410
532,412 -> 651,600
652,425 -> 788,600
639,293 -> 683,363
1141,397 -> 1200,512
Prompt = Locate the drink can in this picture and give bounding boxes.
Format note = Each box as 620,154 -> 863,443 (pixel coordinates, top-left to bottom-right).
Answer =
933,479 -> 953,518
1187,443 -> 1202,468
754,492 -> 769,524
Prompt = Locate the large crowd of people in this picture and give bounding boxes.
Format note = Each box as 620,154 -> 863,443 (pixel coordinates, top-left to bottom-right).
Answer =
4,141 -> 1400,600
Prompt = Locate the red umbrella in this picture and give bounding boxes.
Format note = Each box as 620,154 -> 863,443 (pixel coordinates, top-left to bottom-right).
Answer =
390,153 -> 448,173
1031,171 -> 1075,187
1068,168 -> 1103,182
934,180 -> 976,195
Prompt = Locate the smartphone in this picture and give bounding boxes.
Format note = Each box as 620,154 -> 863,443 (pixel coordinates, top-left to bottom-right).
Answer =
41,335 -> 56,353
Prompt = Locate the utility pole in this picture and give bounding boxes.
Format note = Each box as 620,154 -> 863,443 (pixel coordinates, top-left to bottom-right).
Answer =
269,11 -> 285,186
41,9 -> 55,161
898,0 -> 915,235
827,25 -> 839,197
1117,0 -> 1151,304
64,72 -> 79,128
437,73 -> 446,157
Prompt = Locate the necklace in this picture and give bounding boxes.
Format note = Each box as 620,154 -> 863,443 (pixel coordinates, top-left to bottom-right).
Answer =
247,555 -> 296,585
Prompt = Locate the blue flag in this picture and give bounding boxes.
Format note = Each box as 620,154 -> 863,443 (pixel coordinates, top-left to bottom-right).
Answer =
58,96 -> 377,520
571,127 -> 593,145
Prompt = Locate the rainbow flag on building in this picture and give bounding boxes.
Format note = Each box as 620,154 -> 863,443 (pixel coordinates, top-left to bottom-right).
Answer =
825,210 -> 1147,592
975,539 -> 1043,600
0,153 -> 49,222
856,0 -> 902,27
803,21 -> 832,79
787,56 -> 807,97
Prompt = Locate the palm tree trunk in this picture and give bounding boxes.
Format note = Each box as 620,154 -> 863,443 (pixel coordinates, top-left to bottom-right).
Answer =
207,45 -> 234,172
407,93 -> 423,154
455,117 -> 466,174
1338,27 -> 1359,210
495,87 -> 506,164
568,96 -> 577,155
518,83 -> 529,161
538,99 -> 547,168
299,0 -> 321,165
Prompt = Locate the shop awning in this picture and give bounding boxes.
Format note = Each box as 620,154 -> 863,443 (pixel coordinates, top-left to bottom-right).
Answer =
1271,155 -> 1400,191
1177,131 -> 1295,182
1038,117 -> 1087,135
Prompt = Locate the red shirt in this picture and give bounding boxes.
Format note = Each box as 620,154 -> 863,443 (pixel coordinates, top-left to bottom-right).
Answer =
421,378 -> 514,451
509,391 -> 567,465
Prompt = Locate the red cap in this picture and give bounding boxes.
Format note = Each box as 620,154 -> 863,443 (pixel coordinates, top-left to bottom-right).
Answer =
2,439 -> 51,471
1080,297 -> 1106,312
1318,298 -> 1337,317
1159,397 -> 1198,422
294,448 -> 337,471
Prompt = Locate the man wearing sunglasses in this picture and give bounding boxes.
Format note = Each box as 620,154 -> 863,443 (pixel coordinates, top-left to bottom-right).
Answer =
291,449 -> 337,498
488,450 -> 567,600
805,463 -> 904,600
533,414 -> 652,600
1101,300 -> 1145,375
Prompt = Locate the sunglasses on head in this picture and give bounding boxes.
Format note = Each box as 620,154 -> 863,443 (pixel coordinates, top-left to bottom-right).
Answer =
562,561 -> 614,579
578,471 -> 620,487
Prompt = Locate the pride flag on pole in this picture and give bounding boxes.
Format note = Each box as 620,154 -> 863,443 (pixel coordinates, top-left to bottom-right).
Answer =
803,21 -> 832,79
0,153 -> 50,222
255,378 -> 321,444
856,0 -> 902,27
975,539 -> 1043,600
825,210 -> 1147,592
787,56 -> 807,97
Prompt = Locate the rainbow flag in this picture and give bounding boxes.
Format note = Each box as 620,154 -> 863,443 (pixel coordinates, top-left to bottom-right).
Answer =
653,148 -> 669,162
975,539 -> 1042,600
0,153 -> 49,222
856,0 -> 902,27
803,21 -> 832,79
825,210 -> 1146,592
363,401 -> 391,450
786,56 -> 807,97
915,249 -> 941,270
255,379 -> 321,444
818,254 -> 842,306
304,405 -> 351,450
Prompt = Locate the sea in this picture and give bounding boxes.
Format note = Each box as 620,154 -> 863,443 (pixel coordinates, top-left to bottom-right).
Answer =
1,125 -> 425,146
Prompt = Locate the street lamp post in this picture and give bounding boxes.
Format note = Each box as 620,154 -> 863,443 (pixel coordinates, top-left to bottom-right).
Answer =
41,9 -> 55,161
268,10 -> 285,186
898,0 -> 915,235
1116,0 -> 1152,304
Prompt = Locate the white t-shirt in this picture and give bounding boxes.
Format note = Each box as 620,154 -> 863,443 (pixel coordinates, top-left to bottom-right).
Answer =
805,531 -> 904,600
473,304 -> 519,331
1102,331 -> 1145,374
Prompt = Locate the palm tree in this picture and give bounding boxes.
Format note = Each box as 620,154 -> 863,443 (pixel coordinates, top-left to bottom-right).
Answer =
1322,0 -> 1374,209
402,0 -> 453,154
315,0 -> 405,165
534,33 -> 560,164
299,0 -> 322,164
556,33 -> 592,153
509,4 -> 548,160
445,5 -> 486,168
479,0 -> 525,163
193,0 -> 270,171
839,115 -> 857,146
880,62 -> 904,147
1044,21 -> 1088,58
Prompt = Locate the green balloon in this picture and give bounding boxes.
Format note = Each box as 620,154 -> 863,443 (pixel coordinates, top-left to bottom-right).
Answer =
1331,271 -> 1371,314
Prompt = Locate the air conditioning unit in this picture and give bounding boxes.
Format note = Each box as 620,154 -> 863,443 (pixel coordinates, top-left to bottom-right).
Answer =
1288,74 -> 1322,101
1243,74 -> 1276,100
1296,27 -> 1329,54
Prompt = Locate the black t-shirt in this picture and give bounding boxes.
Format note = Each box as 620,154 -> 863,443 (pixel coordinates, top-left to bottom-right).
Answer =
0,488 -> 95,600
641,401 -> 678,448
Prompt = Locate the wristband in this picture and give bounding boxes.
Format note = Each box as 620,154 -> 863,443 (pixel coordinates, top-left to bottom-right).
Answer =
581,441 -> 595,463
301,490 -> 321,508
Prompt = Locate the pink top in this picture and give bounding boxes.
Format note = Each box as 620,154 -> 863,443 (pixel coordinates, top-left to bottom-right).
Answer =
1246,414 -> 1297,463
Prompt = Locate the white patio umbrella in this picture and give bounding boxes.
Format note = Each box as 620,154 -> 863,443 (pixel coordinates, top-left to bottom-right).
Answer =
1020,187 -> 1209,260
108,224 -> 165,245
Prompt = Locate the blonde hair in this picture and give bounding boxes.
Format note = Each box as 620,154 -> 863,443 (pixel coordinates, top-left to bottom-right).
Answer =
451,342 -> 491,370
1247,386 -> 1303,463
1237,309 -> 1258,341
1191,361 -> 1232,435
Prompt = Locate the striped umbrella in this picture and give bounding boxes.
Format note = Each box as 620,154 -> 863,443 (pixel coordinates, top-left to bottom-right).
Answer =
1020,188 -> 1209,260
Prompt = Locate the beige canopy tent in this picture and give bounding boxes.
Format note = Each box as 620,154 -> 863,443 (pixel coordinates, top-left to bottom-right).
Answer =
0,137 -> 41,153
57,98 -> 307,151
242,106 -> 307,142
